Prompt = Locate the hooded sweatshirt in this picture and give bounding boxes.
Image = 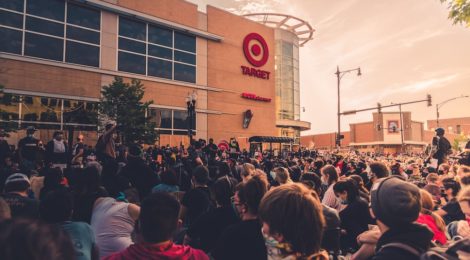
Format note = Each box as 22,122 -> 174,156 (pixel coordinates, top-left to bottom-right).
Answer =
373,223 -> 433,260
103,242 -> 209,260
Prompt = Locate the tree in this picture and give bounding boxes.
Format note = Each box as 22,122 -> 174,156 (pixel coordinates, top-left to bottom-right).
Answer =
440,0 -> 470,26
452,134 -> 469,151
99,77 -> 157,145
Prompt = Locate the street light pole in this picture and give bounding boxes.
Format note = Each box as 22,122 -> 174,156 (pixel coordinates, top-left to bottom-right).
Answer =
335,66 -> 361,149
436,95 -> 469,127
186,91 -> 197,145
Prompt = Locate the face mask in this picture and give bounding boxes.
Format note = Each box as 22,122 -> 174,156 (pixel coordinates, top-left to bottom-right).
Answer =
321,176 -> 328,185
270,171 -> 276,180
261,228 -> 282,258
340,199 -> 348,205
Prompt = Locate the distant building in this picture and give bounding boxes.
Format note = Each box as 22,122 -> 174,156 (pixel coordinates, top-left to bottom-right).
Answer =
301,112 -> 428,153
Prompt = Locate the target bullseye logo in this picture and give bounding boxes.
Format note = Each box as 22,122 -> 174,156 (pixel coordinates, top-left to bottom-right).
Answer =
243,33 -> 269,67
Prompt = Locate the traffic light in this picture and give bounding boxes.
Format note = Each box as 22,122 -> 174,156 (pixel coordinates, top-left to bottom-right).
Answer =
427,94 -> 432,107
377,103 -> 382,113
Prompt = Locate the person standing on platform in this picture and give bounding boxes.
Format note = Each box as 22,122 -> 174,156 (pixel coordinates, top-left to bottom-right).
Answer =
18,126 -> 40,175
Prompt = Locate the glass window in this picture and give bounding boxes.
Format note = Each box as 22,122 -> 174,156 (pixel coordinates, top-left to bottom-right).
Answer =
22,96 -> 60,122
25,32 -> 63,61
0,27 -> 22,54
174,63 -> 195,83
173,110 -> 188,130
148,25 -> 172,47
67,3 -> 100,30
26,0 -> 65,21
63,100 -> 98,125
26,16 -> 64,37
119,37 -> 146,54
174,50 -> 195,65
67,25 -> 100,44
118,51 -> 145,75
148,57 -> 172,79
66,41 -> 99,67
150,108 -> 172,129
0,0 -> 23,12
119,17 -> 146,41
282,41 -> 293,58
0,9 -> 23,28
174,32 -> 195,52
148,44 -> 172,59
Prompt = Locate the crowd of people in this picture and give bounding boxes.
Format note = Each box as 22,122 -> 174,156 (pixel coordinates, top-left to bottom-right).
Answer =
0,125 -> 470,260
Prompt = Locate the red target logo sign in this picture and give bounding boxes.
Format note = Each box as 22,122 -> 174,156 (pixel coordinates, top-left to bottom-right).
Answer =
243,33 -> 269,67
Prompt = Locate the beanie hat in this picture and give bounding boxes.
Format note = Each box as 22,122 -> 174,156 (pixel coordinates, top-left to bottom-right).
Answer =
371,176 -> 421,228
5,173 -> 30,185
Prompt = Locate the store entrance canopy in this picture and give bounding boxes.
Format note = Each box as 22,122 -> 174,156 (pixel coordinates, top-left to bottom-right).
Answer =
248,136 -> 294,143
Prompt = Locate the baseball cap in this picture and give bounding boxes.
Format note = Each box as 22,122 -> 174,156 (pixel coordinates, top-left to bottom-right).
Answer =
5,173 -> 30,185
370,176 -> 421,228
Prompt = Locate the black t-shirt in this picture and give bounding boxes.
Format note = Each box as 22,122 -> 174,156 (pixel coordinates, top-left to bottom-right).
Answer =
181,186 -> 212,226
212,219 -> 267,260
442,198 -> 465,225
73,142 -> 85,157
339,198 -> 372,250
432,136 -> 451,161
187,205 -> 240,253
18,136 -> 39,161
2,193 -> 39,219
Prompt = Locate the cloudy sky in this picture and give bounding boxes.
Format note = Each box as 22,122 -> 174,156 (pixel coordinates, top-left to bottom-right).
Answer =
189,0 -> 470,135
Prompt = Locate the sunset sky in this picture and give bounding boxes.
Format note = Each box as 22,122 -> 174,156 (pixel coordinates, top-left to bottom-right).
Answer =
189,0 -> 470,135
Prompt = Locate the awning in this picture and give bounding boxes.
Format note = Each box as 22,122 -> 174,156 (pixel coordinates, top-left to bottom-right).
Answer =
248,136 -> 294,143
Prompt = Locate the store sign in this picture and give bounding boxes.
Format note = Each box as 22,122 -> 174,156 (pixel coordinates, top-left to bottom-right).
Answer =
241,33 -> 270,80
241,92 -> 272,102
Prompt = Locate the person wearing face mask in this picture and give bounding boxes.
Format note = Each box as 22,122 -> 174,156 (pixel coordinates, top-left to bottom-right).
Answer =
258,183 -> 328,260
333,178 -> 373,253
18,126 -> 40,174
45,131 -> 69,167
366,162 -> 390,191
212,172 -> 268,260
320,165 -> 342,211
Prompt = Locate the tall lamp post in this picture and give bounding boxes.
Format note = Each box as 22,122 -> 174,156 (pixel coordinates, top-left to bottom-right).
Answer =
436,95 -> 469,127
335,66 -> 361,149
186,91 -> 197,145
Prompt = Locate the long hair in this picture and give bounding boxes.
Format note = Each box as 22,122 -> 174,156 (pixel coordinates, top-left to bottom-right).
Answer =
419,189 -> 446,232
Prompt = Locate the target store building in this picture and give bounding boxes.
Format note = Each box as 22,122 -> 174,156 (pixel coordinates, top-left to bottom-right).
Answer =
0,0 -> 312,148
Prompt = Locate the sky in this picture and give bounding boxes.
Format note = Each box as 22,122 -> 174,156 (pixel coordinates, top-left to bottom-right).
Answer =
188,0 -> 470,135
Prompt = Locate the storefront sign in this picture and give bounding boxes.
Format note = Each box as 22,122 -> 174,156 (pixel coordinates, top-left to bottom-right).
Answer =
241,92 -> 271,102
241,33 -> 270,80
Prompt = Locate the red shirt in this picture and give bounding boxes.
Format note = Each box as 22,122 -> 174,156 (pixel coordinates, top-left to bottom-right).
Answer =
416,214 -> 447,245
103,242 -> 209,260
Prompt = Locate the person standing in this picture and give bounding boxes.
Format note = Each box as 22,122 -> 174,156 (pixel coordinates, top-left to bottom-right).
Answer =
71,134 -> 85,166
18,126 -> 40,174
0,131 -> 11,167
96,124 -> 117,163
45,131 -> 69,167
430,128 -> 451,167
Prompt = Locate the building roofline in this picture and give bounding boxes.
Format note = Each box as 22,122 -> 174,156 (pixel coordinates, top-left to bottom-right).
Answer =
242,13 -> 315,46
73,0 -> 223,42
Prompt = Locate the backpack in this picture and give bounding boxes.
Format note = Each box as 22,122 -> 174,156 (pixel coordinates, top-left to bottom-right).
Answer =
379,238 -> 470,260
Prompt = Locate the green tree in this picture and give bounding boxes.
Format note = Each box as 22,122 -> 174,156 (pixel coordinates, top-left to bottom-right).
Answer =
440,0 -> 470,26
99,77 -> 157,145
452,134 -> 469,151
